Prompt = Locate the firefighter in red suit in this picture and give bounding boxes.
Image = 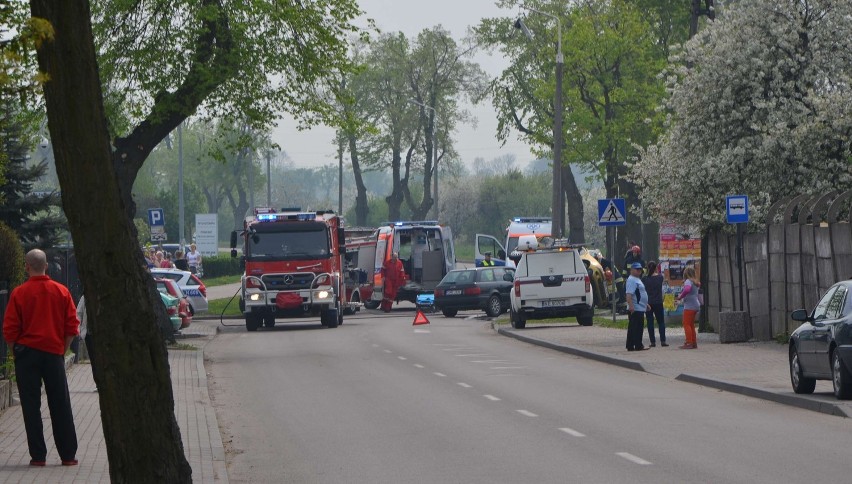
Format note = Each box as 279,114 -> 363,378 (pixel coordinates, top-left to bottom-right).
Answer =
381,252 -> 406,312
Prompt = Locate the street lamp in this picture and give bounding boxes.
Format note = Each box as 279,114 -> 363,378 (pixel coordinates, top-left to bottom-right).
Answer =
409,99 -> 440,219
515,7 -> 564,239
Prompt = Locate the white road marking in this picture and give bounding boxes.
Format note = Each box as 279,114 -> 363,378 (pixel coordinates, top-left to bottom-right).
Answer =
397,356 -> 407,361
383,349 -> 392,354
616,452 -> 652,465
457,382 -> 472,388
371,344 -> 379,348
434,372 -> 447,377
490,366 -> 527,370
455,354 -> 489,357
472,360 -> 510,363
516,410 -> 538,417
443,347 -> 474,351
414,329 -> 431,333
559,427 -> 586,437
483,394 -> 501,401
414,364 -> 425,369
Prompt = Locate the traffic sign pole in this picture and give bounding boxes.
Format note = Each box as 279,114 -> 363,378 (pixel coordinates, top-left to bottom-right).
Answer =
726,195 -> 749,312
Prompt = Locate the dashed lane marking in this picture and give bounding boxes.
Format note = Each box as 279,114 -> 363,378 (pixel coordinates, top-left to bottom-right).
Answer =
616,452 -> 652,465
398,356 -> 407,361
471,360 -> 510,363
434,372 -> 447,377
455,354 -> 489,357
516,410 -> 538,417
414,329 -> 431,333
457,382 -> 472,388
414,364 -> 425,368
383,349 -> 392,353
559,427 -> 586,437
483,395 -> 501,401
490,367 -> 527,370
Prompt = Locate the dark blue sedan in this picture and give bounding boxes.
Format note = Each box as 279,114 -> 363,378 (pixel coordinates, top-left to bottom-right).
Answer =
434,267 -> 515,318
789,281 -> 852,399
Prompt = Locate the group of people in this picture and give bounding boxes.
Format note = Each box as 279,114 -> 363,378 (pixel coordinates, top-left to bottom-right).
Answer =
143,243 -> 202,274
622,244 -> 701,351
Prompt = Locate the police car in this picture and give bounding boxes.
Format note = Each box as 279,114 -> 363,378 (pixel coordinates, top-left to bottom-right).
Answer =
150,268 -> 208,314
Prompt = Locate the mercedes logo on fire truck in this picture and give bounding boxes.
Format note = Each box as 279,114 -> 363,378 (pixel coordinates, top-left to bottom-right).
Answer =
283,275 -> 294,285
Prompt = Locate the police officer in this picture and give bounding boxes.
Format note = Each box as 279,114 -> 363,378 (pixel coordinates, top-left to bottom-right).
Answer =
478,252 -> 495,267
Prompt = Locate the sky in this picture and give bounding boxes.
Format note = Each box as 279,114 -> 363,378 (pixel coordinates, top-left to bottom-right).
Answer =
272,0 -> 538,170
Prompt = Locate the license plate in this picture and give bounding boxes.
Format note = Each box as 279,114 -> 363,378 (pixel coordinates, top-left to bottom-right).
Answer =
446,289 -> 462,296
541,299 -> 567,307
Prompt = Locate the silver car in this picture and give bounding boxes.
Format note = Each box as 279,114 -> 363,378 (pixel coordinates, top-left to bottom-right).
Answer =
150,268 -> 208,314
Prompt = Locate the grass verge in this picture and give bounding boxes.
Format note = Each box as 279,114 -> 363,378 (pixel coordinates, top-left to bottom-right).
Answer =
207,297 -> 243,317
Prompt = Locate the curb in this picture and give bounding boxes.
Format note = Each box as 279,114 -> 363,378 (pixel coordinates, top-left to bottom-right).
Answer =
675,373 -> 850,418
493,322 -> 850,419
496,326 -> 645,372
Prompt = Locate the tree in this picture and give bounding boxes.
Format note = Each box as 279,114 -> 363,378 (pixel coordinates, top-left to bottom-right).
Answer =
28,0 -> 362,480
633,0 -> 852,231
0,104 -> 65,250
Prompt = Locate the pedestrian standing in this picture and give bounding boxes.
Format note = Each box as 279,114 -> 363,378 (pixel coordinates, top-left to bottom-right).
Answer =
677,266 -> 701,349
173,250 -> 189,271
624,261 -> 648,351
2,249 -> 79,467
187,243 -> 202,275
643,261 -> 667,347
76,295 -> 95,379
380,252 -> 406,313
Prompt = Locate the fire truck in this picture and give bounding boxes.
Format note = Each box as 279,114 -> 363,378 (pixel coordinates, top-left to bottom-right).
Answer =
346,221 -> 456,309
230,208 -> 352,331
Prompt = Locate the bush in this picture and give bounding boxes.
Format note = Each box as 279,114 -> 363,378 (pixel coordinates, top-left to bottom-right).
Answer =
0,222 -> 25,289
201,254 -> 243,278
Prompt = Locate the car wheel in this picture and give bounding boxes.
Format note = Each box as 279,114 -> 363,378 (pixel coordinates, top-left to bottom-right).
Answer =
832,349 -> 852,399
510,308 -> 526,329
364,300 -> 380,310
442,309 -> 458,318
789,346 -> 816,394
485,295 -> 502,317
263,315 -> 275,328
576,307 -> 594,326
322,308 -> 340,328
245,314 -> 261,332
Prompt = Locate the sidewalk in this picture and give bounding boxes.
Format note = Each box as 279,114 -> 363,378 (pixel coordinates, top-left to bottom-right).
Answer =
496,321 -> 852,418
0,321 -> 228,483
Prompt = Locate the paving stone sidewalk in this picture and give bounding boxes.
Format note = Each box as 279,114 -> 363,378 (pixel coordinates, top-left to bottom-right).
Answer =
497,322 -> 852,418
0,322 -> 227,483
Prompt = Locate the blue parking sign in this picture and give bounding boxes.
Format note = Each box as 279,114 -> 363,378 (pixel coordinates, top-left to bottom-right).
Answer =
148,208 -> 165,227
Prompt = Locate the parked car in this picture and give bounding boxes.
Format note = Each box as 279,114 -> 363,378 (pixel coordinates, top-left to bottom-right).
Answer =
789,281 -> 852,399
434,267 -> 515,318
150,268 -> 208,314
156,289 -> 183,332
155,278 -> 192,330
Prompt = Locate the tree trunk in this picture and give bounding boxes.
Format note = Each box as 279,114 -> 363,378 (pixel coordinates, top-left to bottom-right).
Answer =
563,163 -> 585,243
30,0 -> 192,482
386,147 -> 404,220
346,134 -> 369,225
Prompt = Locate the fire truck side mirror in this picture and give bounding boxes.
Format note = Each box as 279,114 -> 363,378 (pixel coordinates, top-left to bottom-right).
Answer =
337,228 -> 345,246
229,230 -> 238,249
239,256 -> 245,269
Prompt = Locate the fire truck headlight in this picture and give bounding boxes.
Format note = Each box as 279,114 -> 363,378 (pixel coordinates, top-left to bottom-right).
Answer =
249,294 -> 261,301
318,290 -> 330,299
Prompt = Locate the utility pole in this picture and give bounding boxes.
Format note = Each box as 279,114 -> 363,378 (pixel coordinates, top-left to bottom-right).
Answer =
266,150 -> 271,207
178,122 -> 185,251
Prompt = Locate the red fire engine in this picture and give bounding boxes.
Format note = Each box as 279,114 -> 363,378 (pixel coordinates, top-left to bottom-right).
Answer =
230,208 -> 350,331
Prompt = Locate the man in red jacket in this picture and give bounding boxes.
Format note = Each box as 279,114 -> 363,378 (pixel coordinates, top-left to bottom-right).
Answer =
380,252 -> 406,312
3,249 -> 79,467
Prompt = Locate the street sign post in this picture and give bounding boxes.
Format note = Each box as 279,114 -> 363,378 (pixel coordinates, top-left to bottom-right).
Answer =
598,198 -> 627,324
726,195 -> 749,311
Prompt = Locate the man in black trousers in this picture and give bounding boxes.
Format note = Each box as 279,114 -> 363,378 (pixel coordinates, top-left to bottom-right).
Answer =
3,249 -> 80,467
625,262 -> 649,351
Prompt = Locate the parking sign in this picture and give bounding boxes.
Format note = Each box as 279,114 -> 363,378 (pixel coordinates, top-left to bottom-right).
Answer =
148,208 -> 165,227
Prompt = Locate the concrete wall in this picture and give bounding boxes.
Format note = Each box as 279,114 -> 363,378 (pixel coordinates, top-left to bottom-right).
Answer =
707,191 -> 852,340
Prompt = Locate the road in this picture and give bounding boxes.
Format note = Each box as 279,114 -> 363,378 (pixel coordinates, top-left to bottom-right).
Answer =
205,309 -> 852,484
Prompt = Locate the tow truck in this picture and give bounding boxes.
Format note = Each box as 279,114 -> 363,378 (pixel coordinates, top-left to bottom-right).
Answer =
230,208 -> 355,331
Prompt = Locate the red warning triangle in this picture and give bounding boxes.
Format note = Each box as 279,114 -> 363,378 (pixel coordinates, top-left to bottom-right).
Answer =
413,310 -> 430,326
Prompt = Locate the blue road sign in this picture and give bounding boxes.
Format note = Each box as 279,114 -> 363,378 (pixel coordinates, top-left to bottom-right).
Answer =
598,198 -> 627,227
726,195 -> 749,224
148,208 -> 165,227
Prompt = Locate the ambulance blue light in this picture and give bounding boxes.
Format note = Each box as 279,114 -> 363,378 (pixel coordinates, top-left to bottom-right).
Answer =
257,214 -> 277,221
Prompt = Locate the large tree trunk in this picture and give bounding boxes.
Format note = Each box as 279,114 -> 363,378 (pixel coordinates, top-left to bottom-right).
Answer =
347,133 -> 369,225
30,0 -> 192,482
386,147 -> 404,220
562,163 -> 585,243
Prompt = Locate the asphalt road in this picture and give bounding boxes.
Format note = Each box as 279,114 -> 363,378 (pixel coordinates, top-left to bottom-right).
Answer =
205,309 -> 852,484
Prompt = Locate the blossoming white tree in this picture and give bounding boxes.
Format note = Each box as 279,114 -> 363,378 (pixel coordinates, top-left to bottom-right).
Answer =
633,0 -> 852,231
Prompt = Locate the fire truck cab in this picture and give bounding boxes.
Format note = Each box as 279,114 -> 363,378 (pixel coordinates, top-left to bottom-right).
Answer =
230,208 -> 347,331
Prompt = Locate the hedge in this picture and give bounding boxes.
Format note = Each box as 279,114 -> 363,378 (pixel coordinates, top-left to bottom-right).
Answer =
201,254 -> 243,278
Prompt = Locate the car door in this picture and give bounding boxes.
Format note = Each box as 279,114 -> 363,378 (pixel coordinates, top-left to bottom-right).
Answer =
475,234 -> 506,266
800,286 -> 838,373
497,268 -> 515,306
812,286 -> 847,376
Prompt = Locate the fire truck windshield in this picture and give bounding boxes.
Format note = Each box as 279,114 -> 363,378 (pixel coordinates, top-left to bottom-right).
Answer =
246,222 -> 330,260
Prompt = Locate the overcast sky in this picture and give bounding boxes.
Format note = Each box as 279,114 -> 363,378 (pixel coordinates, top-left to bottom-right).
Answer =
272,0 -> 537,169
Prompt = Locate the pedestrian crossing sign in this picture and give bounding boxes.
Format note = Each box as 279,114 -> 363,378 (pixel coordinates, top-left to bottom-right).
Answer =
598,198 -> 627,226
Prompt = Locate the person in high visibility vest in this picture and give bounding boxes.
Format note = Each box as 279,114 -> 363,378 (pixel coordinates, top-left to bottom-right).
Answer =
478,252 -> 495,267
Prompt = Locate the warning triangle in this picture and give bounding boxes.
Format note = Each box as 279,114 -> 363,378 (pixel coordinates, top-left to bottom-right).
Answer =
599,200 -> 625,223
413,310 -> 430,326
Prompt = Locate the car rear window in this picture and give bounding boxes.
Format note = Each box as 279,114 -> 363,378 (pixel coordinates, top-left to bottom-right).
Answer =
524,251 -> 580,276
441,270 -> 476,284
155,272 -> 182,283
